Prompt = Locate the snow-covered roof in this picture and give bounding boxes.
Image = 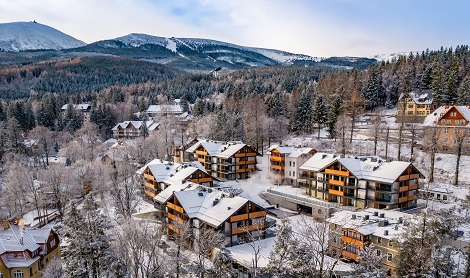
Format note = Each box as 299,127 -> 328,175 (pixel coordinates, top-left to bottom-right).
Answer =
174,189 -> 253,228
137,159 -> 209,185
429,187 -> 454,194
61,103 -> 91,111
0,224 -> 40,254
326,208 -> 415,240
287,147 -> 315,158
423,106 -> 450,126
147,104 -> 183,114
399,90 -> 433,104
300,152 -> 424,184
111,120 -> 159,131
153,181 -> 200,204
186,139 -> 259,158
268,145 -> 295,154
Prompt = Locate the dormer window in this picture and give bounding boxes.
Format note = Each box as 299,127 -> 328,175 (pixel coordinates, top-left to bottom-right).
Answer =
441,119 -> 446,124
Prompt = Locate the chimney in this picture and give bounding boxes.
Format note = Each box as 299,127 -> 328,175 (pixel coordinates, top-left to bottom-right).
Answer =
213,198 -> 219,206
364,215 -> 369,220
394,225 -> 399,231
2,220 -> 9,229
373,211 -> 379,216
398,217 -> 403,223
379,213 -> 385,218
379,220 -> 385,227
384,230 -> 389,236
351,214 -> 356,220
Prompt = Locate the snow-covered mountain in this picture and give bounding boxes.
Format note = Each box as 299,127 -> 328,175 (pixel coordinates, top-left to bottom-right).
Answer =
0,22 -> 85,51
371,52 -> 410,63
76,33 -> 375,71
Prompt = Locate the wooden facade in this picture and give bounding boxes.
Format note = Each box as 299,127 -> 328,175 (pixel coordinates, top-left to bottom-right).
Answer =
301,155 -> 424,210
434,105 -> 470,154
166,191 -> 267,247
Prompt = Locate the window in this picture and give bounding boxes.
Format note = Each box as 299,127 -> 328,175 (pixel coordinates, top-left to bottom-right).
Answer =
293,162 -> 295,167
441,119 -> 446,124
14,270 -> 24,278
293,171 -> 295,177
447,120 -> 451,124
377,237 -> 382,244
387,253 -> 393,262
461,120 -> 466,125
443,195 -> 448,201
455,120 -> 460,125
289,161 -> 292,167
389,240 -> 393,246
376,249 -> 381,257
444,128 -> 449,133
51,239 -> 56,248
0,271 -> 2,278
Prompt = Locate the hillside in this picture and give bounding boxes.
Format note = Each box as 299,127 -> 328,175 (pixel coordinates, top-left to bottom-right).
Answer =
0,21 -> 85,51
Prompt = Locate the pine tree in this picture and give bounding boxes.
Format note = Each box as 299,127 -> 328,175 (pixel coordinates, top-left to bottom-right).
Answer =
446,58 -> 459,103
193,98 -> 206,117
64,198 -> 114,278
292,92 -> 313,134
361,64 -> 384,108
431,60 -> 448,106
312,95 -> 328,139
326,95 -> 342,139
180,96 -> 189,113
457,74 -> 470,105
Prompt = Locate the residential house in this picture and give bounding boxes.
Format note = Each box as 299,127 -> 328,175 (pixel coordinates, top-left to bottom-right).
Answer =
326,208 -> 413,275
426,187 -> 453,202
268,145 -> 316,185
0,221 -> 61,278
136,159 -> 215,200
111,120 -> 159,139
396,90 -> 435,122
147,99 -> 185,118
61,103 -> 92,122
165,188 -> 267,247
423,105 -> 470,154
185,140 -> 260,180
299,153 -> 424,210
173,138 -> 200,163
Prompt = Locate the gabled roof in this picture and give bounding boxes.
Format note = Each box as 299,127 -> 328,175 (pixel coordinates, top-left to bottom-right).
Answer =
0,224 -> 40,253
111,120 -> 158,131
173,189 -> 251,228
153,181 -> 200,204
147,104 -> 183,114
399,89 -> 434,105
287,147 -> 315,158
268,145 -> 295,154
424,105 -> 470,127
186,139 -> 260,158
300,152 -> 424,184
137,159 -> 210,184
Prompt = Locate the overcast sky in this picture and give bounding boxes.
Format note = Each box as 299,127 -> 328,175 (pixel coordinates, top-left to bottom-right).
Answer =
0,0 -> 468,57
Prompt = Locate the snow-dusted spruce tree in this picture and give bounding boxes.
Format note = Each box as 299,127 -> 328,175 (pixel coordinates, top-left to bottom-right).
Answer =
352,244 -> 387,278
292,91 -> 313,134
267,217 -> 295,277
457,74 -> 470,105
312,95 -> 328,139
64,198 -> 126,278
326,95 -> 342,139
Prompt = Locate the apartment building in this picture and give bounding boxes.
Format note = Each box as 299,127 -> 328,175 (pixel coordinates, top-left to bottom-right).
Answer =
165,187 -> 267,247
396,90 -> 435,122
326,208 -> 413,274
268,145 -> 316,185
423,105 -> 470,154
137,159 -> 215,200
111,120 -> 159,139
299,153 -> 424,210
186,140 -> 260,180
0,221 -> 61,278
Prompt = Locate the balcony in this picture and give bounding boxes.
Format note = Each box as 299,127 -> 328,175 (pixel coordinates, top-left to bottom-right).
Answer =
408,195 -> 417,201
410,174 -> 420,179
230,214 -> 248,222
249,211 -> 267,218
232,223 -> 264,235
196,150 -> 208,156
325,168 -> 350,177
167,203 -> 184,214
191,177 -> 213,183
168,213 -> 184,224
144,190 -> 155,197
144,181 -> 155,189
237,160 -> 256,165
270,156 -> 284,162
399,196 -> 408,203
235,152 -> 257,157
342,235 -> 366,248
329,179 -> 344,186
399,186 -> 409,192
399,175 -> 410,181
144,173 -> 154,181
409,184 -> 418,190
329,189 -> 344,196
270,165 -> 284,171
342,250 -> 359,260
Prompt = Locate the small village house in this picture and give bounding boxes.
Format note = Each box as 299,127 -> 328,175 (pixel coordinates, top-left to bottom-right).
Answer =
0,221 -> 61,278
396,90 -> 435,122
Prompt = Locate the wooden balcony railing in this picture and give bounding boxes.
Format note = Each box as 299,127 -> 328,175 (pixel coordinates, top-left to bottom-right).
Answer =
329,189 -> 344,196
196,150 -> 208,156
232,223 -> 264,235
167,203 -> 184,214
399,196 -> 408,203
249,211 -> 266,218
330,179 -> 345,186
270,156 -> 284,162
342,235 -> 365,247
325,168 -> 350,177
168,213 -> 184,224
409,184 -> 418,190
144,173 -> 154,181
342,250 -> 359,260
230,214 -> 248,222
399,186 -> 409,192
